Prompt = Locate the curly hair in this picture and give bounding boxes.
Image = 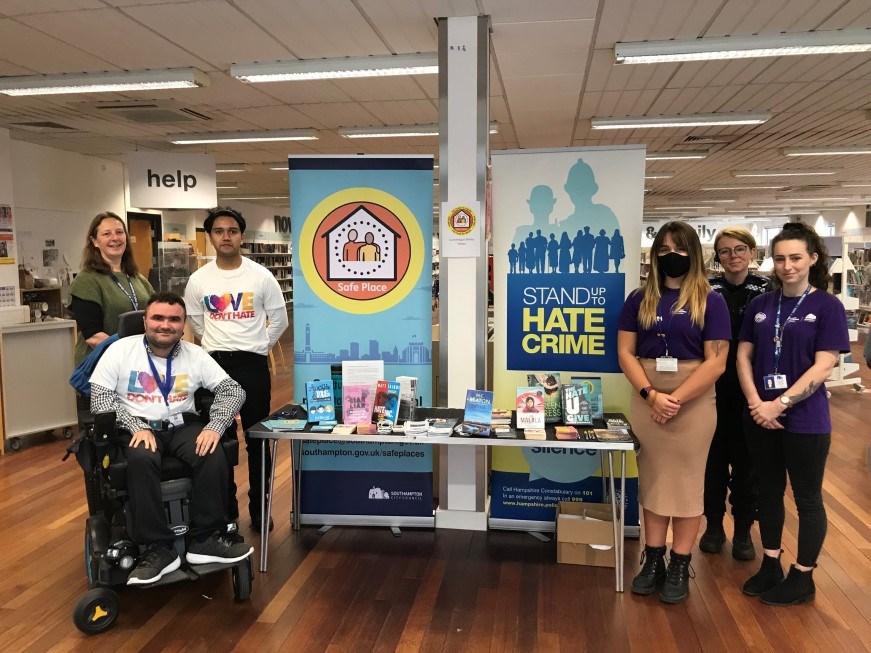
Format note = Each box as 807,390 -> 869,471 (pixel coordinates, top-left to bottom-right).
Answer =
769,223 -> 831,290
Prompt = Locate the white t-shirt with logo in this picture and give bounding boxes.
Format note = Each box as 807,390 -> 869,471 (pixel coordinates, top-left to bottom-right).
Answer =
90,335 -> 230,421
184,257 -> 287,356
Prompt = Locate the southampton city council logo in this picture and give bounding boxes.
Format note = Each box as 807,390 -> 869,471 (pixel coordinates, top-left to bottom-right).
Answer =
447,205 -> 476,236
299,187 -> 424,314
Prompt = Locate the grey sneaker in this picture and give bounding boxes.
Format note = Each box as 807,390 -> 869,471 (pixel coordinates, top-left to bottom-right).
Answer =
127,546 -> 180,586
186,533 -> 253,565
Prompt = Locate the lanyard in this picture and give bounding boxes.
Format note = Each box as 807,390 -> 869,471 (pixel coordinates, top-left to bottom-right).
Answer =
656,294 -> 676,357
144,337 -> 174,410
110,272 -> 139,310
773,285 -> 811,373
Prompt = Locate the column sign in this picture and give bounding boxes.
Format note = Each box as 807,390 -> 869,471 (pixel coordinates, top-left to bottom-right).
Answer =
128,152 -> 217,209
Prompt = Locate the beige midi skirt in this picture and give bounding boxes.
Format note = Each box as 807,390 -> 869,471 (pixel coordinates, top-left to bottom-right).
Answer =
631,358 -> 716,518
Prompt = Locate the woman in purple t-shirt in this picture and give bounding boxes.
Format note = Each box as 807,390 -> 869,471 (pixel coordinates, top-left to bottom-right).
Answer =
736,223 -> 849,607
617,221 -> 730,604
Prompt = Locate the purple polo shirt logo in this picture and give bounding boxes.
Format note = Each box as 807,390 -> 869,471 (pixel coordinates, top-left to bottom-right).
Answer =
804,313 -> 817,322
754,312 -> 766,323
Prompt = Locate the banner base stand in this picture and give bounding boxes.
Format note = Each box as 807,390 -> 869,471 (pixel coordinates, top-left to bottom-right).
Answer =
435,507 -> 488,531
300,514 -> 435,529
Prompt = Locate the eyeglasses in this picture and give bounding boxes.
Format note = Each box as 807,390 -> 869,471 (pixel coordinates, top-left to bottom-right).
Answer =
717,245 -> 750,258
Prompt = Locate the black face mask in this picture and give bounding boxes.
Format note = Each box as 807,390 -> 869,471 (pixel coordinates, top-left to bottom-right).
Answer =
658,252 -> 691,278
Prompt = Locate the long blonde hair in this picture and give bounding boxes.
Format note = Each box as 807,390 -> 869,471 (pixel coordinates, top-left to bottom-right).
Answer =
638,221 -> 710,329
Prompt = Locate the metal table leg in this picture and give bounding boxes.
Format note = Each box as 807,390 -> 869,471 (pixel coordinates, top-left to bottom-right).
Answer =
291,439 -> 301,531
619,450 -> 626,592
608,451 -> 621,592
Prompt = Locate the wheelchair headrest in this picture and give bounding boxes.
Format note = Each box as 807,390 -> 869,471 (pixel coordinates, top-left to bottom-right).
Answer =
117,310 -> 146,338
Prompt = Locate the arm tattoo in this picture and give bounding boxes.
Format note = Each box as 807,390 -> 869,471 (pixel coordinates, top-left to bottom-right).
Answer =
786,380 -> 819,405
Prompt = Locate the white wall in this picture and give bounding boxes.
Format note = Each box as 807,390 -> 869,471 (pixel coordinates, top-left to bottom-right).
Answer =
12,140 -> 125,279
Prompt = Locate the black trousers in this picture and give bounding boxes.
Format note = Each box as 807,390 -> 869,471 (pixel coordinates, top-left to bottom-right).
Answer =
124,423 -> 228,545
211,351 -> 273,519
745,422 -> 831,567
703,394 -> 757,524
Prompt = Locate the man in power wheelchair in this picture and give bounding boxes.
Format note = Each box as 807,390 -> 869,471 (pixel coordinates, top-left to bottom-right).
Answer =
72,292 -> 254,632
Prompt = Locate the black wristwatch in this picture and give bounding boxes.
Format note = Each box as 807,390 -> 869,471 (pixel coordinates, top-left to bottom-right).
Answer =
640,386 -> 655,400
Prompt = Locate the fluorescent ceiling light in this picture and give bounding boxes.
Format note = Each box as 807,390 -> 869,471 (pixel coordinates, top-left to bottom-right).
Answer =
732,168 -> 838,177
841,182 -> 871,187
645,173 -> 674,179
267,163 -> 288,171
711,199 -> 736,203
222,195 -> 289,200
646,151 -> 708,160
591,112 -> 770,130
216,164 -> 247,173
700,184 -> 785,190
231,53 -> 437,82
339,122 -> 499,138
0,67 -> 208,96
169,129 -> 317,144
615,30 -> 871,65
783,146 -> 871,156
776,196 -> 850,202
216,183 -> 238,189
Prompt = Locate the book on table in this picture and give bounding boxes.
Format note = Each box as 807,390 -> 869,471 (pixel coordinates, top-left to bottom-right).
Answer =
342,384 -> 373,425
396,376 -> 418,423
523,428 -> 547,440
562,384 -> 593,425
515,387 -> 545,429
527,373 -> 562,423
463,389 -> 494,428
371,380 -> 400,425
569,375 -> 604,420
305,379 -> 336,423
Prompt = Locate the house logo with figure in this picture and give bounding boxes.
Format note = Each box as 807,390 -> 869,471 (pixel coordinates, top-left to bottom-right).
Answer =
298,187 -> 424,315
447,205 -> 476,236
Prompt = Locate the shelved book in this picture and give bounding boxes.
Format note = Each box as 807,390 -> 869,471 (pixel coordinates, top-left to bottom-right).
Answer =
453,423 -> 492,437
371,380 -> 400,425
491,409 -> 512,425
356,423 -> 378,435
527,373 -> 562,423
428,418 -> 458,435
305,380 -> 335,423
342,384 -> 373,425
562,384 -> 593,426
569,375 -> 604,420
515,388 -> 545,430
464,389 -> 494,426
523,428 -> 547,440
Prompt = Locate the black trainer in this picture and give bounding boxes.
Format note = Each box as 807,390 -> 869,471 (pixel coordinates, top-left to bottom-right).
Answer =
742,553 -> 784,596
659,551 -> 694,604
186,532 -> 254,565
631,545 -> 667,595
699,518 -> 726,554
126,546 -> 181,586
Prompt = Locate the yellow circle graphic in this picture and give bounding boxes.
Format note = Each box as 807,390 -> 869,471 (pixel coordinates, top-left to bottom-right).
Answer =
299,187 -> 424,314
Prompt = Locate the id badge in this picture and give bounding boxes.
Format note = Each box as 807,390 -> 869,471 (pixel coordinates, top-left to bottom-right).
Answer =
656,356 -> 678,372
168,413 -> 184,427
763,374 -> 788,390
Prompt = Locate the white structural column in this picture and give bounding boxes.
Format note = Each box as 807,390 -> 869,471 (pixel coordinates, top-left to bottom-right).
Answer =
435,15 -> 490,531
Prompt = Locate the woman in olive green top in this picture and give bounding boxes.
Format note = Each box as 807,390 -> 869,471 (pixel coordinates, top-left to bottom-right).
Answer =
69,212 -> 154,364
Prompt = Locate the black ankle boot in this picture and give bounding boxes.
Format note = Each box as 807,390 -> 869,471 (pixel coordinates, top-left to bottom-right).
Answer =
631,545 -> 667,595
659,551 -> 694,604
731,520 -> 756,561
699,518 -> 726,554
761,565 -> 815,606
742,553 -> 784,596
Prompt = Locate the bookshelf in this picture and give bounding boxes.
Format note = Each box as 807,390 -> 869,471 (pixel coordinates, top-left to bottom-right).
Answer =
245,240 -> 293,308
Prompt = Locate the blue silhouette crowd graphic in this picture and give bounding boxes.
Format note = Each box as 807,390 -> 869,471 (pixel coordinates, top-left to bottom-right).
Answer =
507,158 -> 625,274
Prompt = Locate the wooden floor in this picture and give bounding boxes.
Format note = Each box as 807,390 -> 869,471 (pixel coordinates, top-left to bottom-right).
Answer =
0,327 -> 869,652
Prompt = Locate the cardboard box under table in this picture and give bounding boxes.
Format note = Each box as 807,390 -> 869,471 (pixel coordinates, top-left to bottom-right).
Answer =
556,501 -> 615,567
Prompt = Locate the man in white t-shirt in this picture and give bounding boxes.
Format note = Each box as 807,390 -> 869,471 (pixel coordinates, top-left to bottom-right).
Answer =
184,207 -> 289,532
90,292 -> 253,586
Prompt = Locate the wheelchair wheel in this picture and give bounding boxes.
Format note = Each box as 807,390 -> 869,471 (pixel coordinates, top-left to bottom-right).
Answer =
72,588 -> 120,635
232,557 -> 253,602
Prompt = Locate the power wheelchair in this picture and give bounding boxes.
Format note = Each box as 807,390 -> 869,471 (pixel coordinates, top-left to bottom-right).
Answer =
65,311 -> 253,635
